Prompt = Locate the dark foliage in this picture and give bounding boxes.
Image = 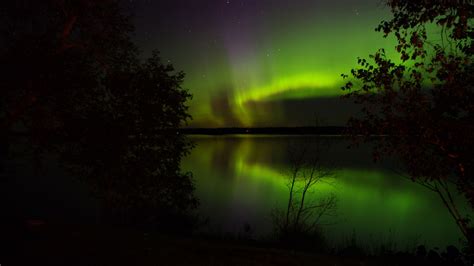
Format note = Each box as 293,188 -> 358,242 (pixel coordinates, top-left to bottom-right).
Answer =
342,0 -> 474,255
1,0 -> 197,230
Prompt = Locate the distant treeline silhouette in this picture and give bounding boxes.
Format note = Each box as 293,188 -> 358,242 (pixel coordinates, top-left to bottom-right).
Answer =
180,127 -> 347,135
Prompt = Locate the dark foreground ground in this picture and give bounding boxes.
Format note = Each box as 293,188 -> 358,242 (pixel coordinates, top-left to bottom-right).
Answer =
3,223 -> 466,266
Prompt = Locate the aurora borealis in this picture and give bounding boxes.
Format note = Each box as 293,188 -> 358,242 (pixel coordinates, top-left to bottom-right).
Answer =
129,0 -> 399,127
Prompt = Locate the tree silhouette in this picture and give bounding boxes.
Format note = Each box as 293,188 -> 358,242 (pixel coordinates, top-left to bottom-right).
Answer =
272,138 -> 336,250
1,0 -> 197,230
342,0 -> 474,251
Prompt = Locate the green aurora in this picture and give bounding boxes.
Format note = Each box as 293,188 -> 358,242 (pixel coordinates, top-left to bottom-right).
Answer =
134,1 -> 401,127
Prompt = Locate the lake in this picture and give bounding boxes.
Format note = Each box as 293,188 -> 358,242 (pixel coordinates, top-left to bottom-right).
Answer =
182,135 -> 463,249
4,134 -> 464,250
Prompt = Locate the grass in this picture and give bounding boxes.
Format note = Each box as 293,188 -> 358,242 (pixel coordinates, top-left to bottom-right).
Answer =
11,223 -> 369,266
6,222 -> 467,266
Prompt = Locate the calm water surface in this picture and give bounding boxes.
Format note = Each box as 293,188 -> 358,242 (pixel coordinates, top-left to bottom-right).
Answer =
182,135 -> 463,248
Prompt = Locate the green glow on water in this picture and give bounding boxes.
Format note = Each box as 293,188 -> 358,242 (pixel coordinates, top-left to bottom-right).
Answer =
182,136 -> 464,247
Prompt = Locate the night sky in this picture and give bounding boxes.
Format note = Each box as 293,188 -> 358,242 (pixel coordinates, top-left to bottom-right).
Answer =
127,0 -> 398,127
